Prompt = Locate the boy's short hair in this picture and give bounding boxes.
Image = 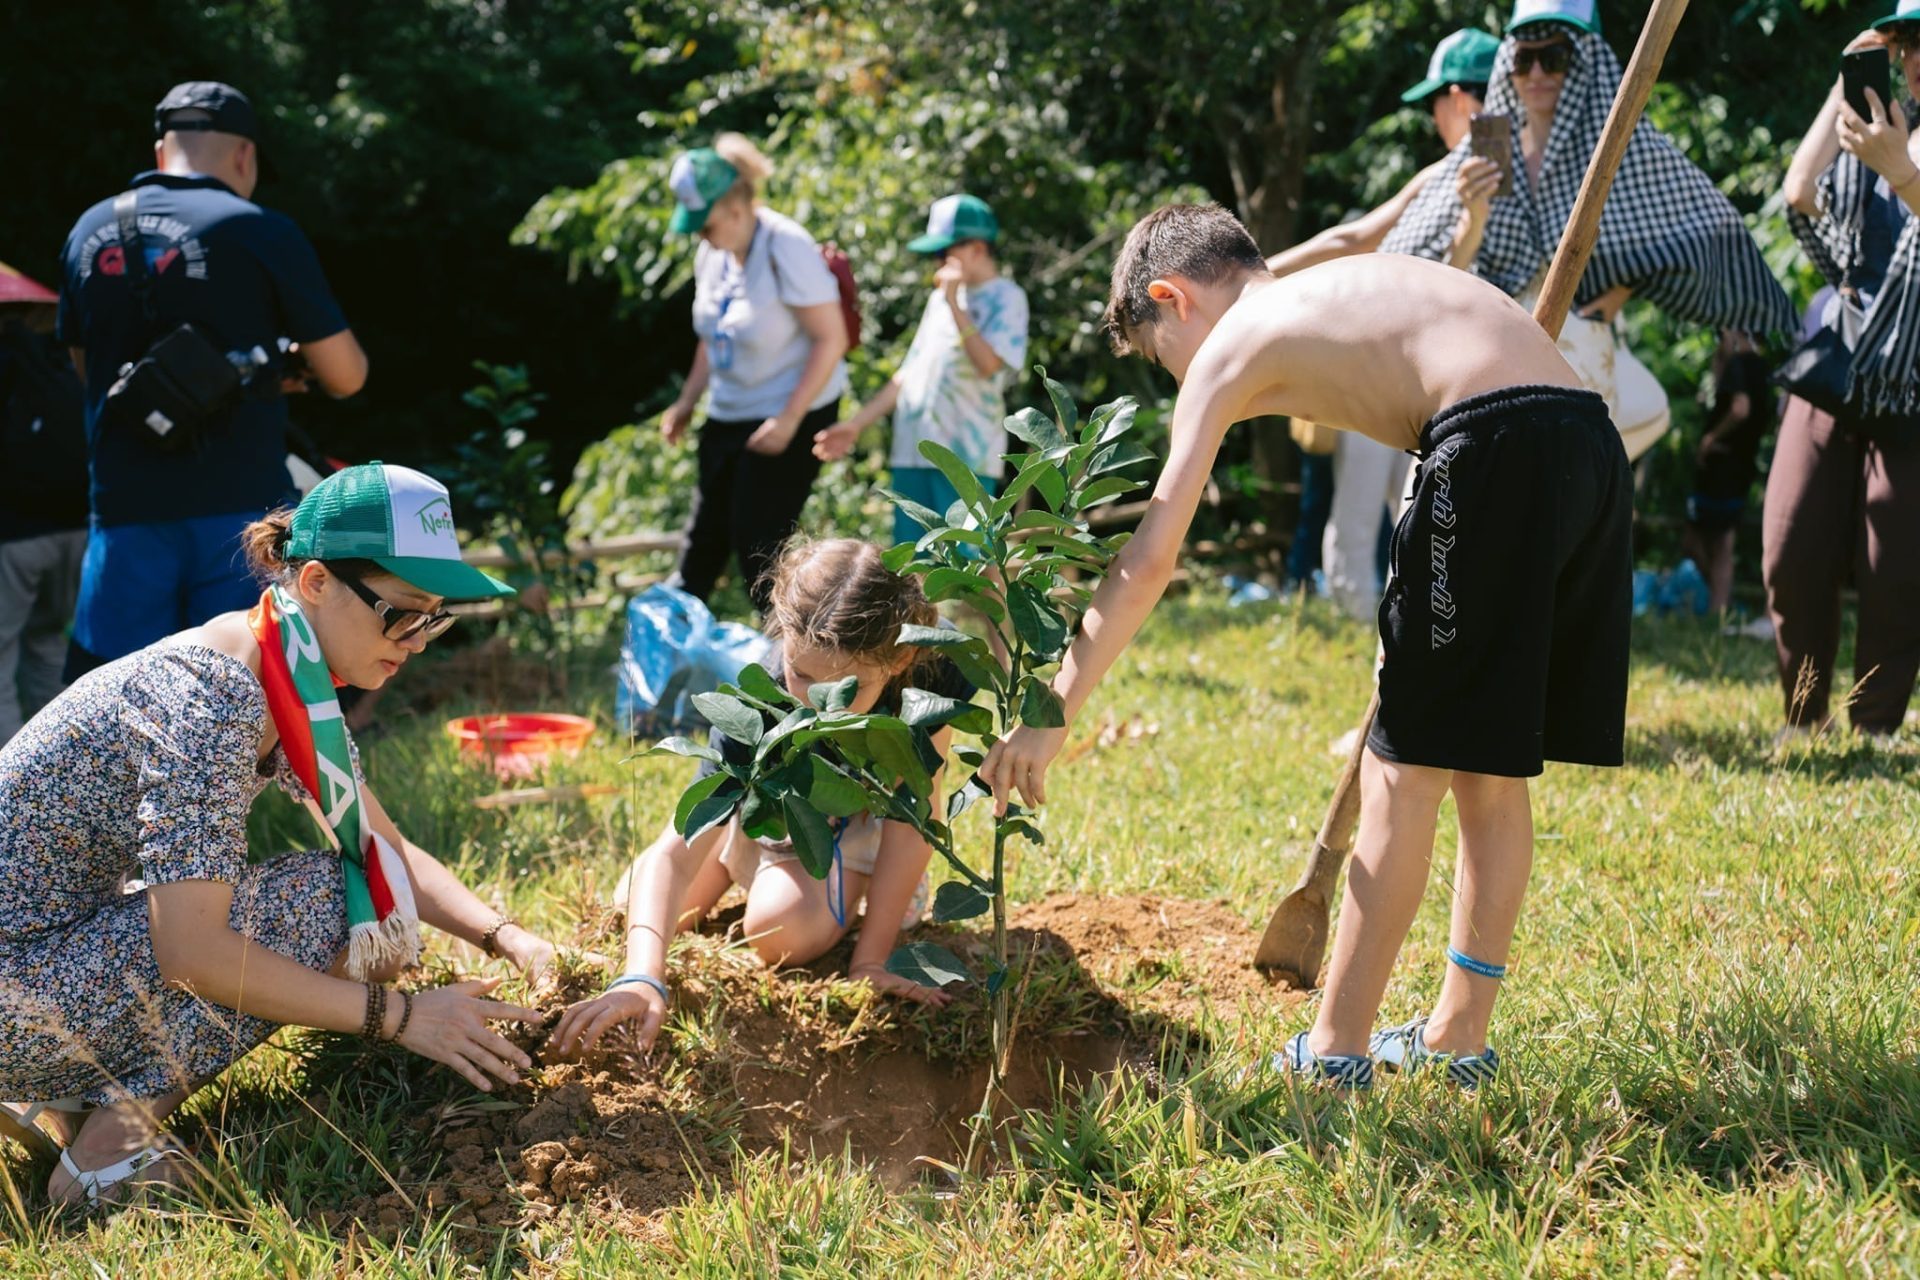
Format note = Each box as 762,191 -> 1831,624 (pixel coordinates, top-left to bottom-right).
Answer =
1104,203 -> 1268,356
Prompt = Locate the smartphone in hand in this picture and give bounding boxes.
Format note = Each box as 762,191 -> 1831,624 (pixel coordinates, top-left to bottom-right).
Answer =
1469,113 -> 1515,199
1843,46 -> 1890,121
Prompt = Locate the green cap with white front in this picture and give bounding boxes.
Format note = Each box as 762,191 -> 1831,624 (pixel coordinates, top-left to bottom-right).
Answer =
907,194 -> 1001,254
287,462 -> 515,601
1402,29 -> 1502,103
1874,0 -> 1920,30
1509,0 -> 1601,35
668,147 -> 741,235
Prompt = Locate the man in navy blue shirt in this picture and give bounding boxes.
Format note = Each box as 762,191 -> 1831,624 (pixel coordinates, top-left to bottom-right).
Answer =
57,82 -> 367,673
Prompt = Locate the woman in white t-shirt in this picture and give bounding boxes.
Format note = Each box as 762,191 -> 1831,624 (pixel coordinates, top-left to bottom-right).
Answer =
660,135 -> 850,611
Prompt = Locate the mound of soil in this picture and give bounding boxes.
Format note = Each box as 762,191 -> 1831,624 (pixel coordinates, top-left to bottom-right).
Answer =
329,893 -> 1297,1244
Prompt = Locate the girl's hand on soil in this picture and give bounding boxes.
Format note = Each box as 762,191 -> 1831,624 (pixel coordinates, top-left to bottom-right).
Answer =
550,987 -> 668,1059
980,723 -> 1069,814
850,962 -> 953,1008
1837,88 -> 1916,185
397,978 -> 541,1092
812,419 -> 862,461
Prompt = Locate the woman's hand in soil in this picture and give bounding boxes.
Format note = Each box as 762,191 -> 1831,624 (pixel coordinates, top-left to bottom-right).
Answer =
850,963 -> 953,1009
397,978 -> 541,1092
551,987 -> 668,1059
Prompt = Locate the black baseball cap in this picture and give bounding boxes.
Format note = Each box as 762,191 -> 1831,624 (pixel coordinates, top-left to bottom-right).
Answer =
154,81 -> 259,142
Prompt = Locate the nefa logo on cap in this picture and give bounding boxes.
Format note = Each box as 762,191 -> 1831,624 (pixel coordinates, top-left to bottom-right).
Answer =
415,497 -> 455,539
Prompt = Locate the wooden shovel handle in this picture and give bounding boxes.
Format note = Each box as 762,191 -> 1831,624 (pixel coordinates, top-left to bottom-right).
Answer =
1530,0 -> 1693,341
1291,688 -> 1379,897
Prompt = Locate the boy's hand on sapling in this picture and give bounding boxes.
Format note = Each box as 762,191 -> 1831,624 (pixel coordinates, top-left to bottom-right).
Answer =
851,962 -> 953,1008
550,986 -> 669,1060
980,724 -> 1070,814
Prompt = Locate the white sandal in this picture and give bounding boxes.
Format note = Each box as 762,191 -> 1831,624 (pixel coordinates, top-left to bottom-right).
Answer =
0,1098 -> 88,1156
57,1139 -> 184,1209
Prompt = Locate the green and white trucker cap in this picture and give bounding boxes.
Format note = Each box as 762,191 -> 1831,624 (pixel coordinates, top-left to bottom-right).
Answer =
668,147 -> 741,235
1874,0 -> 1920,30
907,194 -> 1001,254
1402,29 -> 1502,103
1509,0 -> 1600,35
287,462 -> 515,601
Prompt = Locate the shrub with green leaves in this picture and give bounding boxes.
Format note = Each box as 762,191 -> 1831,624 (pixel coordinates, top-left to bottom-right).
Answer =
648,371 -> 1154,1107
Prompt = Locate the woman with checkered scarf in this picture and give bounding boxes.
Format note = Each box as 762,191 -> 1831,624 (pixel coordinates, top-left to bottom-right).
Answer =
1768,5 -> 1920,742
1381,2 -> 1796,461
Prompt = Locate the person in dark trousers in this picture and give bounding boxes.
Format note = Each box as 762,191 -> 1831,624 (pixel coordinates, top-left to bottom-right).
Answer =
1681,331 -> 1776,615
0,280 -> 88,745
1770,10 -> 1920,741
57,82 -> 367,678
658,134 -> 850,612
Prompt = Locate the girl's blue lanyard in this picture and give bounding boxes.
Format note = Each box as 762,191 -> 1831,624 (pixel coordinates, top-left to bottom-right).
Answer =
710,222 -> 757,372
828,817 -> 850,927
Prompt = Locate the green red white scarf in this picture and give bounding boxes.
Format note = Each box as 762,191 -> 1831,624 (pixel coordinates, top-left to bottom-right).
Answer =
248,584 -> 419,979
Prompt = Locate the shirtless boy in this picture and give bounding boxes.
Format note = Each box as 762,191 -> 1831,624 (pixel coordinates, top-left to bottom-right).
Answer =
981,203 -> 1632,1088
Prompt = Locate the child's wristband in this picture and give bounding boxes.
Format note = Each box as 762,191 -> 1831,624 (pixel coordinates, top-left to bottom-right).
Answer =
607,973 -> 671,1004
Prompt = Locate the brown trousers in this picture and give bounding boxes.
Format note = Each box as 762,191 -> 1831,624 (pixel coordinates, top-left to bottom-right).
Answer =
1761,394 -> 1920,732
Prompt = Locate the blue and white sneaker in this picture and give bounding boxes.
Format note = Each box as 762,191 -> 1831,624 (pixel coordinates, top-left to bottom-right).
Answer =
1270,1030 -> 1374,1091
1368,1017 -> 1499,1090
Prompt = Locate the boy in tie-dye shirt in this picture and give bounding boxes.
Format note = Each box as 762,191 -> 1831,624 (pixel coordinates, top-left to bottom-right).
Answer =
814,195 -> 1031,543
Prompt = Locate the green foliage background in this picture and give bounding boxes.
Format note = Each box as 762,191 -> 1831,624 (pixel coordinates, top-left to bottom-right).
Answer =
0,0 -> 1892,568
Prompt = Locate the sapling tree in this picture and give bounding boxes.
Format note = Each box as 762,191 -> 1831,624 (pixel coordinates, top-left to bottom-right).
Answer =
648,372 -> 1154,1110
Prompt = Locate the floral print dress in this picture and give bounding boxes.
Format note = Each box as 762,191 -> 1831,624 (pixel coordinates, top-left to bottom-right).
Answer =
0,643 -> 347,1106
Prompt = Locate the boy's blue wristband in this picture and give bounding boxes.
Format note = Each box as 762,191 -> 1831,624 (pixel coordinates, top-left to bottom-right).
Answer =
607,973 -> 671,1004
1447,948 -> 1508,980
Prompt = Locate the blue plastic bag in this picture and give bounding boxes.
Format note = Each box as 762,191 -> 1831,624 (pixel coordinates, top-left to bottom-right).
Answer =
615,584 -> 773,737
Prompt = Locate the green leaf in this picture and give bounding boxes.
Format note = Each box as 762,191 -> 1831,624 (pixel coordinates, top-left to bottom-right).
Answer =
1080,399 -> 1117,447
1012,509 -> 1081,533
1008,581 -> 1069,658
916,525 -> 987,554
952,743 -> 988,769
1019,677 -> 1067,728
1072,475 -> 1144,511
932,881 -> 992,923
1094,397 -> 1139,447
922,567 -> 1006,622
866,718 -> 930,793
1006,406 -> 1068,452
1001,816 -> 1046,845
896,626 -> 1003,691
645,736 -> 722,764
673,771 -> 730,835
880,542 -> 919,573
899,687 -> 994,735
783,796 -> 837,879
1031,463 -> 1068,513
734,664 -> 793,709
947,774 -> 989,821
985,965 -> 1011,996
806,756 -> 870,818
693,692 -> 764,747
809,675 -> 860,713
886,940 -> 972,988
1090,440 -> 1157,477
755,706 -> 819,761
680,775 -> 744,843
1041,369 -> 1080,439
917,440 -> 990,516
740,788 -> 783,840
878,487 -> 946,533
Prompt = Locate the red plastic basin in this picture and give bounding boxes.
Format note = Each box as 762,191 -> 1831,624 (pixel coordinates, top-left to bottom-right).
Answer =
445,713 -> 595,777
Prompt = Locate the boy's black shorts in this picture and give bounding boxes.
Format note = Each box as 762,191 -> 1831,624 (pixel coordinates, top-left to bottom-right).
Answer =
1367,385 -> 1632,778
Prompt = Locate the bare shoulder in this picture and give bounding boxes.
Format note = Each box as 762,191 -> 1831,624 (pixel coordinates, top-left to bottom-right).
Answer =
178,612 -> 264,680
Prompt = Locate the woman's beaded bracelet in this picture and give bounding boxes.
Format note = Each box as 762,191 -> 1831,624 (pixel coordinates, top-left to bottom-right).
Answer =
607,973 -> 671,1004
478,916 -> 518,957
360,983 -> 389,1040
391,990 -> 415,1042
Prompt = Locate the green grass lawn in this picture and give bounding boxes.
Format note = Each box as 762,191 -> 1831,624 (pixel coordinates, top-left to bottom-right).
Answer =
5,594 -> 1918,1277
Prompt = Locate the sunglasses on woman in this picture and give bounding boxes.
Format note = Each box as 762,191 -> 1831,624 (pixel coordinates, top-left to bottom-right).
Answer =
337,571 -> 458,642
1512,42 -> 1574,76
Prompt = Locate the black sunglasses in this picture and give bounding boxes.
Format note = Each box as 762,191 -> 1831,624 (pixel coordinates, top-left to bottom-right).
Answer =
337,571 -> 457,642
1513,43 -> 1574,76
